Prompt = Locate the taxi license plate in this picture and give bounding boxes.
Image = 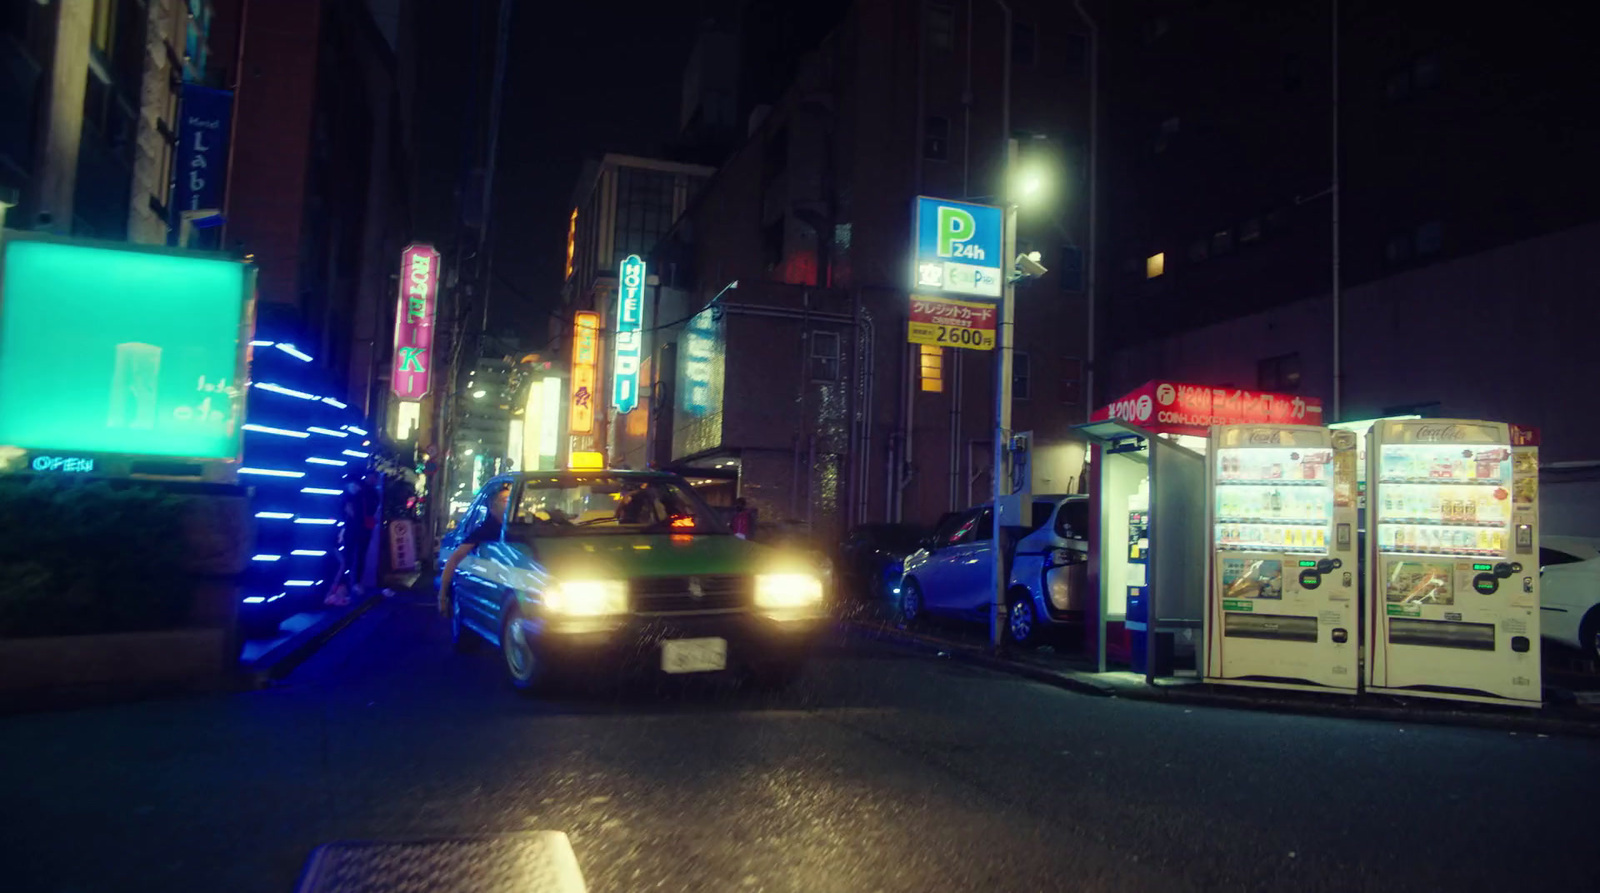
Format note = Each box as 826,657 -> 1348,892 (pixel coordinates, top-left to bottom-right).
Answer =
661,637 -> 727,674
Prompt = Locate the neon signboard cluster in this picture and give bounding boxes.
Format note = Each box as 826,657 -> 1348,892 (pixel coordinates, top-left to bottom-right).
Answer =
391,243 -> 439,401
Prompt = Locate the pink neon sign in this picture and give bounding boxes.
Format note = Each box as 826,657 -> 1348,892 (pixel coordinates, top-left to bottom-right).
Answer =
391,243 -> 439,400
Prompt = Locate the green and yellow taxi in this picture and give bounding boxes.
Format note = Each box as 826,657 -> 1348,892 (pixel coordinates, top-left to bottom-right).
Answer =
437,470 -> 829,692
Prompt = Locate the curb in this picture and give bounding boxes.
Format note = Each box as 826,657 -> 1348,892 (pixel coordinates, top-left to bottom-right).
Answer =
244,594 -> 383,685
843,619 -> 1115,698
843,619 -> 1600,739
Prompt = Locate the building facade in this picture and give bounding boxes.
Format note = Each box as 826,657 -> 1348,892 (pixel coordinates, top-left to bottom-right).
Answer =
558,153 -> 715,466
1097,1 -> 1600,477
1,0 -> 222,241
556,0 -> 1099,542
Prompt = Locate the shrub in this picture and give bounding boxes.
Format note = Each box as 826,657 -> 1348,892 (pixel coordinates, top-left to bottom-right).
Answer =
0,478 -> 192,638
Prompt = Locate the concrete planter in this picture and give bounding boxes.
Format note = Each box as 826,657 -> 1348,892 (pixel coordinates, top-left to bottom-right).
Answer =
0,485 -> 250,709
0,628 -> 234,705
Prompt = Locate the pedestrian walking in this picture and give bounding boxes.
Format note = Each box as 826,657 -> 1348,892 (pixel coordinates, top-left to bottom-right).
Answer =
730,497 -> 754,540
331,471 -> 380,603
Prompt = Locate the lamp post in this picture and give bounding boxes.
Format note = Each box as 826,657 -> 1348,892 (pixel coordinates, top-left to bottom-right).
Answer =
990,138 -> 1019,651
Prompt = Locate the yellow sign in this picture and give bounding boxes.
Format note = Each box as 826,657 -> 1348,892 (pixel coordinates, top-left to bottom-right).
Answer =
569,450 -> 605,470
908,294 -> 997,351
565,209 -> 578,280
570,311 -> 599,434
908,321 -> 995,350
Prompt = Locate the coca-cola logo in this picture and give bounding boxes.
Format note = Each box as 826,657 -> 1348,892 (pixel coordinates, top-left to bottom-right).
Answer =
1247,430 -> 1282,445
1416,425 -> 1463,442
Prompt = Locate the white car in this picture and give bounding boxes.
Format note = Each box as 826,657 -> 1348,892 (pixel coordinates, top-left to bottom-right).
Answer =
1540,536 -> 1600,660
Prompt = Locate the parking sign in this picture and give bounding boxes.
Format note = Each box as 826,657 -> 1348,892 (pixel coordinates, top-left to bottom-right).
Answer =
912,196 -> 1003,300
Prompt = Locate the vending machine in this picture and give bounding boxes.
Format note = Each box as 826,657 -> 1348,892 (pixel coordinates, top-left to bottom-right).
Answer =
1365,419 -> 1540,705
1204,424 -> 1359,691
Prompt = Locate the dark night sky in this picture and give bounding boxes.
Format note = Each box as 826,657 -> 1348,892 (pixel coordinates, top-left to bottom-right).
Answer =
484,2 -> 707,345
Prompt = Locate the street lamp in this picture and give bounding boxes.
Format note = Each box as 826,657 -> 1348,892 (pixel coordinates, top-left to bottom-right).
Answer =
990,137 -> 1049,652
472,389 -> 487,399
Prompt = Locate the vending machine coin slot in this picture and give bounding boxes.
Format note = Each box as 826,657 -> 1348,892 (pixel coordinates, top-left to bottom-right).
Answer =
1511,636 -> 1530,653
1515,524 -> 1533,554
1331,628 -> 1349,644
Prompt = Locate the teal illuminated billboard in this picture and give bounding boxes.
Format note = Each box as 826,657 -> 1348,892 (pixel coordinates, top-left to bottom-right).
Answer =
0,233 -> 253,469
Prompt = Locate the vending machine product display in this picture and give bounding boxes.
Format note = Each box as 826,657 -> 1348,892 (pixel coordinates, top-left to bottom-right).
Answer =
1204,424 -> 1359,691
1365,419 -> 1540,704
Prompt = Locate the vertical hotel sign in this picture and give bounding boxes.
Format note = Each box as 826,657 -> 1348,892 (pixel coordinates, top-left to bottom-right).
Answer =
613,255 -> 645,413
171,84 -> 233,246
391,243 -> 439,400
570,311 -> 599,434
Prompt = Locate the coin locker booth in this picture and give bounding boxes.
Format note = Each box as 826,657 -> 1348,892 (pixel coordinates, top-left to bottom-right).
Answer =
1076,420 -> 1208,678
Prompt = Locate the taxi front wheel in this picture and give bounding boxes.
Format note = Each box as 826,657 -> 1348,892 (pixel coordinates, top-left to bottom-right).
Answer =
502,610 -> 554,695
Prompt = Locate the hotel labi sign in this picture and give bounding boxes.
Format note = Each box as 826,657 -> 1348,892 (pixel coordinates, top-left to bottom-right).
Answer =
392,243 -> 439,400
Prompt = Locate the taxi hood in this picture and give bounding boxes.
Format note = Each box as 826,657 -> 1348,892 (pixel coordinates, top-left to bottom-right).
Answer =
529,533 -> 800,579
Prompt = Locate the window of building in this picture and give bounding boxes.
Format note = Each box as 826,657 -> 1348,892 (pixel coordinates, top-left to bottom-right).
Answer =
1413,53 -> 1441,89
1384,68 -> 1411,102
1012,22 -> 1037,68
1058,244 -> 1084,292
923,116 -> 950,161
1187,239 -> 1209,263
1415,220 -> 1442,255
91,0 -> 116,53
762,218 -> 785,270
919,344 -> 943,393
1060,357 -> 1083,405
1384,231 -> 1412,264
1283,52 -> 1303,92
762,126 -> 788,185
613,167 -> 677,262
1240,217 -> 1262,244
1154,116 -> 1179,153
1062,33 -> 1089,77
1257,352 -> 1302,392
1012,352 -> 1031,400
811,330 -> 841,382
926,4 -> 954,52
1211,228 -> 1234,256
1145,252 -> 1165,279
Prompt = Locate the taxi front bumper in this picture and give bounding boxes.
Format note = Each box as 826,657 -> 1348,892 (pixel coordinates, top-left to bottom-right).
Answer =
517,608 -> 828,672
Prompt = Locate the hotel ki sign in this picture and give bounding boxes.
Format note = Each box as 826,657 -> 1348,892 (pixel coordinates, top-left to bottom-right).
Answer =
613,255 -> 645,413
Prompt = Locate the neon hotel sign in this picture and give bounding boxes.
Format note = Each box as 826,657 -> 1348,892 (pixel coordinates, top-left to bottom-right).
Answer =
392,243 -> 439,400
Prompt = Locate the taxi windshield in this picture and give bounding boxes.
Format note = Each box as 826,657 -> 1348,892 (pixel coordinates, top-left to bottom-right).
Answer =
508,475 -> 728,536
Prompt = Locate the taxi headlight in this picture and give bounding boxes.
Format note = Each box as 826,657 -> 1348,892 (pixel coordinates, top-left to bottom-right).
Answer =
545,579 -> 628,616
755,573 -> 824,609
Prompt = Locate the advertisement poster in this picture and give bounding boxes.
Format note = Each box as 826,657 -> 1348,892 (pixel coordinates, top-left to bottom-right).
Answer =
0,237 -> 249,464
1221,558 -> 1282,600
1385,559 -> 1454,606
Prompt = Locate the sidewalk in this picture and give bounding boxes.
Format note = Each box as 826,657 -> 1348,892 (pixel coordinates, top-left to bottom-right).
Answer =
242,572 -> 422,685
837,599 -> 1600,739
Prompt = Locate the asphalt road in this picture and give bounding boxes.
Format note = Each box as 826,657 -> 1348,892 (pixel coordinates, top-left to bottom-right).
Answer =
2,596 -> 1597,893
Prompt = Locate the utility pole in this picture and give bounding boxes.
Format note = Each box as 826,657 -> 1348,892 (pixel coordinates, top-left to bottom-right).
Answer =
990,138 -> 1019,651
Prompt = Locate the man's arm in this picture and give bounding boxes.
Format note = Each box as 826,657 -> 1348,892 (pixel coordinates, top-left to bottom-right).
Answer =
438,541 -> 476,615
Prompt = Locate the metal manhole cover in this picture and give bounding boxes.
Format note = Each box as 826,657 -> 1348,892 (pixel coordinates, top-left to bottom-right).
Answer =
295,832 -> 586,893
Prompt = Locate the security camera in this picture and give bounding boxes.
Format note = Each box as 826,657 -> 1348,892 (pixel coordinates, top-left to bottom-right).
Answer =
1014,251 -> 1048,280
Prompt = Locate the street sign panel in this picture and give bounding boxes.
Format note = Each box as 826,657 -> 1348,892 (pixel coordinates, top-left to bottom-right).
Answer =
913,196 -> 1003,300
907,294 -> 996,351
